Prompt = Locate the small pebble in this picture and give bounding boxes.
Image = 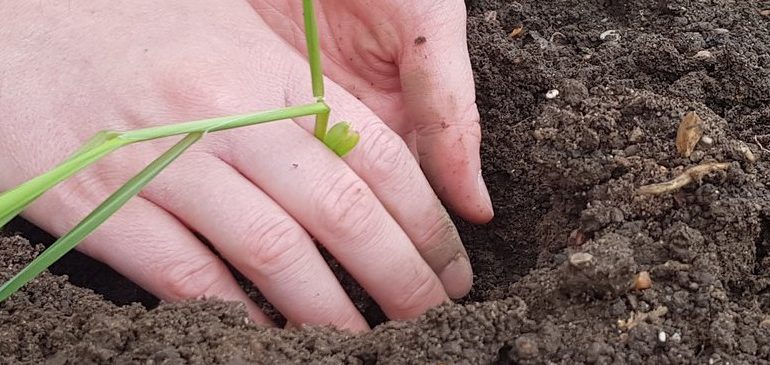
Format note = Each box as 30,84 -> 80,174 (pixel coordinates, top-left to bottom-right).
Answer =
628,126 -> 645,143
569,252 -> 593,268
760,9 -> 770,17
634,271 -> 652,290
693,50 -> 713,60
700,135 -> 714,146
600,29 -> 621,42
712,28 -> 729,35
545,89 -> 560,99
740,144 -> 757,163
658,331 -> 667,343
671,332 -> 682,342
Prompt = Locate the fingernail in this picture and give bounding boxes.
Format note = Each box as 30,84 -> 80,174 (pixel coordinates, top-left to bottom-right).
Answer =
439,254 -> 473,299
477,170 -> 493,213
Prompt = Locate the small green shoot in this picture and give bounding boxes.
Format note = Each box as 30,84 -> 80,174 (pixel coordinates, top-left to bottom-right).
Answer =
324,122 -> 360,157
0,0 -> 358,302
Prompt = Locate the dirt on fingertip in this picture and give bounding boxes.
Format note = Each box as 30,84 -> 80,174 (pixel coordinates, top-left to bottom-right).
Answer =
3,0 -> 770,363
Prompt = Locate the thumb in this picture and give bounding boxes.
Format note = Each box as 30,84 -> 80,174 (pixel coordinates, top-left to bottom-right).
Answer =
397,4 -> 493,224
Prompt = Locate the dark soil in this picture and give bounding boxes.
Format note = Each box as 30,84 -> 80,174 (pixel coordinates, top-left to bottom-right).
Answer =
3,0 -> 770,363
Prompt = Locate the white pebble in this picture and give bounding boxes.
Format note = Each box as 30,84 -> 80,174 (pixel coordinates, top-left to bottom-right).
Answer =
545,89 -> 560,99
658,331 -> 667,343
671,332 -> 682,342
600,29 -> 621,42
694,50 -> 714,60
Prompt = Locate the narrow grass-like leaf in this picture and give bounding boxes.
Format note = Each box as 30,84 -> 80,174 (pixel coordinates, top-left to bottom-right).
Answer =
0,137 -> 126,229
0,133 -> 202,302
0,103 -> 329,230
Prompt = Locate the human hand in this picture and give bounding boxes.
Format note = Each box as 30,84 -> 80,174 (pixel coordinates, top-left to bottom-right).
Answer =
0,0 -> 491,332
253,0 -> 492,222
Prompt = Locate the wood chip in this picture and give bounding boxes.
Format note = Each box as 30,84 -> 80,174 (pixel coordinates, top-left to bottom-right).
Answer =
676,111 -> 704,158
509,26 -> 525,39
637,162 -> 730,195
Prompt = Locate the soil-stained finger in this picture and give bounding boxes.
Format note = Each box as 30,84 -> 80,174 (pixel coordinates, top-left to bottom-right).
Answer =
140,153 -> 370,332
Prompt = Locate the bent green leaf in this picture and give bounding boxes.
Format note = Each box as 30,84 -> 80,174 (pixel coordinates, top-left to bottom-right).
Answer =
323,122 -> 360,157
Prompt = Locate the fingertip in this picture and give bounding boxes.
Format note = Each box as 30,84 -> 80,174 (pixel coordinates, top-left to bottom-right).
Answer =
438,254 -> 473,299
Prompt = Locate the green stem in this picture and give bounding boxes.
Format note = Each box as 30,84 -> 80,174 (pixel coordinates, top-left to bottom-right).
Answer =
0,133 -> 202,302
314,108 -> 330,141
0,137 -> 125,228
302,0 -> 324,99
121,102 -> 328,141
0,102 -> 328,229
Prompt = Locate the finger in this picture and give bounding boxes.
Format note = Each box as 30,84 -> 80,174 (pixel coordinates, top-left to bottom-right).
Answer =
141,152 -> 369,332
25,191 -> 271,325
292,83 -> 473,299
397,2 -> 493,224
221,121 -> 449,320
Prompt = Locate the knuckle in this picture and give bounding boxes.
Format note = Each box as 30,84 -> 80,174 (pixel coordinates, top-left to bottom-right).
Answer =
160,257 -> 225,301
358,125 -> 413,185
313,170 -> 378,241
414,213 -> 461,264
390,269 -> 443,317
241,216 -> 309,279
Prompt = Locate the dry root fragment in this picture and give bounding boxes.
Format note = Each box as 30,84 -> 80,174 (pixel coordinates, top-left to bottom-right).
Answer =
637,162 -> 730,195
755,135 -> 770,154
633,271 -> 652,290
509,26 -> 525,38
618,306 -> 668,331
676,111 -> 704,158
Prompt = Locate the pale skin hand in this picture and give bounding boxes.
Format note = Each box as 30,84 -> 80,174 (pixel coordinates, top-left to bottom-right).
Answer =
0,0 -> 492,332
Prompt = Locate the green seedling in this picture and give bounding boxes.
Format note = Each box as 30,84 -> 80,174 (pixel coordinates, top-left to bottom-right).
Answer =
0,0 -> 358,302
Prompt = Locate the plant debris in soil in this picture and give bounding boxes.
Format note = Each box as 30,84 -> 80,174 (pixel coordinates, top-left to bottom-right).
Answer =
3,0 -> 770,363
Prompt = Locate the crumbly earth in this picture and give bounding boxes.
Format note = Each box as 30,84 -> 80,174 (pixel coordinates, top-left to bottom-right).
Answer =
3,0 -> 770,363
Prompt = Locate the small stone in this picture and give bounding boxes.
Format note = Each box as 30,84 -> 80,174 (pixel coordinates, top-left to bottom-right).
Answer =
693,50 -> 713,60
545,89 -> 560,99
600,29 -> 621,42
712,28 -> 729,35
760,9 -> 770,17
740,144 -> 757,163
700,135 -> 714,146
671,332 -> 682,342
629,126 -> 645,143
568,252 -> 594,268
509,25 -> 525,39
658,331 -> 667,343
634,271 -> 652,290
